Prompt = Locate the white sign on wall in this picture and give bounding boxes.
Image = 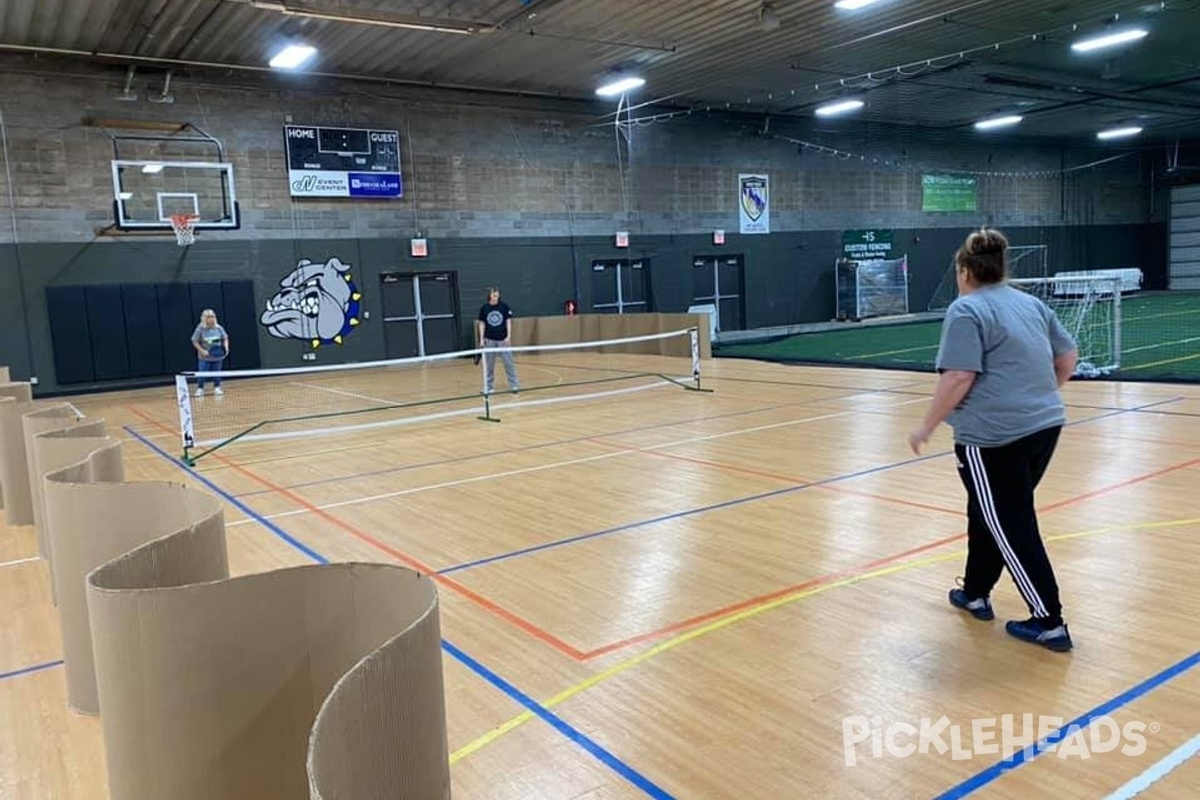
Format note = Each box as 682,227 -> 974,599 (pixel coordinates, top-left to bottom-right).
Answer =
738,174 -> 769,235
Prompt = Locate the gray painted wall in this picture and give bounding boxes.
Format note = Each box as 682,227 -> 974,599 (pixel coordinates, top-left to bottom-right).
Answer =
0,56 -> 1166,394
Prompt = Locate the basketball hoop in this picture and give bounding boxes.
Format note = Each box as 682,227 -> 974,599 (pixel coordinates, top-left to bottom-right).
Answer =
169,213 -> 200,247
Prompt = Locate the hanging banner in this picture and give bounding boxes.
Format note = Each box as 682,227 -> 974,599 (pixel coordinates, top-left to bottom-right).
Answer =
922,174 -> 977,212
738,174 -> 770,234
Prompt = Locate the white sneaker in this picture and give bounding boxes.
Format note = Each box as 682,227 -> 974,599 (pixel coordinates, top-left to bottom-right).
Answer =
214,387 -> 224,396
195,387 -> 204,397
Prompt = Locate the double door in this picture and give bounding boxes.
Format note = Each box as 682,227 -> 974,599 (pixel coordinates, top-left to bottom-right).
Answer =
692,255 -> 745,332
379,271 -> 462,358
591,258 -> 650,314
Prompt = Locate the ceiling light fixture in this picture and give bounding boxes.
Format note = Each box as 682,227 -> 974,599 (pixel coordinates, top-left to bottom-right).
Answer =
596,76 -> 646,97
974,115 -> 1023,131
1071,28 -> 1148,53
141,164 -> 164,174
268,44 -> 317,70
1097,125 -> 1143,140
815,98 -> 864,117
834,0 -> 885,10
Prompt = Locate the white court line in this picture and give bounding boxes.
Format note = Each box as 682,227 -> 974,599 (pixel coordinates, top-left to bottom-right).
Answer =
196,379 -> 679,447
289,381 -> 396,406
1102,733 -> 1200,799
0,556 -> 39,568
226,396 -> 927,527
1122,336 -> 1200,355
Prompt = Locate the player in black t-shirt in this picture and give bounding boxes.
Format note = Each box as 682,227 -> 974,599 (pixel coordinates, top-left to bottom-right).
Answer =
477,287 -> 519,394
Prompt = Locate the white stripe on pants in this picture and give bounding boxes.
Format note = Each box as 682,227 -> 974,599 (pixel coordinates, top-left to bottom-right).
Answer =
964,445 -> 1050,618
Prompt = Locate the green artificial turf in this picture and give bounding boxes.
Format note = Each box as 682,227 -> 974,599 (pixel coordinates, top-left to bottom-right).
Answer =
717,292 -> 1200,382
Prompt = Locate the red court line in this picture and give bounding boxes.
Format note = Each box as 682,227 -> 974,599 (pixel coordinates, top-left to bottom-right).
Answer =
128,402 -> 1200,665
1039,456 -> 1200,513
580,530 -> 969,659
579,452 -> 1200,659
612,443 -> 962,518
125,404 -> 589,661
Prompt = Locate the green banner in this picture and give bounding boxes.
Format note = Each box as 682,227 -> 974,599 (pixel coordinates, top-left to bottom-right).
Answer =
922,174 -> 977,212
841,229 -> 894,260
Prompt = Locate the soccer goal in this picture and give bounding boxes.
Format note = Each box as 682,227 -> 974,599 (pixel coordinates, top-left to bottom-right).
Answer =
835,256 -> 910,321
927,245 -> 1049,313
1008,276 -> 1122,378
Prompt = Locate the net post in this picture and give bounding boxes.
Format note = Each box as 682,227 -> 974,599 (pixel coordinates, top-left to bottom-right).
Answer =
1112,277 -> 1122,372
175,373 -> 197,464
683,327 -> 714,393
476,345 -> 501,422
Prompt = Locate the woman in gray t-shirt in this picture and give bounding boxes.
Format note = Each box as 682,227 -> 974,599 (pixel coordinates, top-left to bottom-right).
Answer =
909,228 -> 1079,652
191,309 -> 229,397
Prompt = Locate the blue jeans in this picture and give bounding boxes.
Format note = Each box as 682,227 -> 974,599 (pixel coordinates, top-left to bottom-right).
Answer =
197,358 -> 224,389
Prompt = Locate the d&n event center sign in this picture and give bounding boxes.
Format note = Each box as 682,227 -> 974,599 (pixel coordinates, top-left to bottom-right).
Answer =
285,125 -> 403,198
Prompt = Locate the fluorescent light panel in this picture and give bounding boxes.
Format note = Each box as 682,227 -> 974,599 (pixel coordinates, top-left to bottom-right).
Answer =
141,164 -> 164,174
1097,126 -> 1143,140
815,99 -> 864,117
596,77 -> 645,97
1071,28 -> 1148,53
974,115 -> 1022,131
834,0 -> 884,9
269,44 -> 317,69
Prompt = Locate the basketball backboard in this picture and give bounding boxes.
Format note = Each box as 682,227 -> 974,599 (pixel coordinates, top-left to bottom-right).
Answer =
112,160 -> 239,230
100,121 -> 240,232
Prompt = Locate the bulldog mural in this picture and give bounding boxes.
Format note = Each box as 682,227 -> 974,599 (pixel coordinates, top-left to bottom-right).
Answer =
261,257 -> 363,348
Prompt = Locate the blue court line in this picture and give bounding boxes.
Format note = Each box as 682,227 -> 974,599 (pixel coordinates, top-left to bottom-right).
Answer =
0,659 -> 64,681
228,400 -> 798,498
124,425 -> 674,799
125,428 -> 330,565
438,397 -> 1182,575
223,379 -> 904,498
933,650 -> 1200,800
444,642 -> 675,800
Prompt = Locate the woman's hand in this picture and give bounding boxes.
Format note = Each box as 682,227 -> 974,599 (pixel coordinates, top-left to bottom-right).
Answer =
908,426 -> 933,454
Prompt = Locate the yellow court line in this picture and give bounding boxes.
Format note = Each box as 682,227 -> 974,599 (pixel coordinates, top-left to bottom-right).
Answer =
1123,351 -> 1200,371
448,516 -> 1200,764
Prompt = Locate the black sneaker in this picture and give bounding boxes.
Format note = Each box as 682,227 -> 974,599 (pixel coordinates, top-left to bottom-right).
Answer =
949,588 -> 994,621
1005,618 -> 1073,652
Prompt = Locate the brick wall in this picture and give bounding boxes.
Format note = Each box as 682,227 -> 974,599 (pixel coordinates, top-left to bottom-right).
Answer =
0,55 -> 1151,245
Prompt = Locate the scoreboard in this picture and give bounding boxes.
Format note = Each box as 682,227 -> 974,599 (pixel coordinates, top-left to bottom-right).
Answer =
284,125 -> 403,198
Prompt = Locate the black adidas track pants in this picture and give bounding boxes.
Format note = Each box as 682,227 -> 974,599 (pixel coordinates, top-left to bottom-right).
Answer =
955,425 -> 1064,628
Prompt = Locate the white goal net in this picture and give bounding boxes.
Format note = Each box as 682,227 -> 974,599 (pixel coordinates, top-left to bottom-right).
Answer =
928,245 -> 1049,313
1009,276 -> 1122,377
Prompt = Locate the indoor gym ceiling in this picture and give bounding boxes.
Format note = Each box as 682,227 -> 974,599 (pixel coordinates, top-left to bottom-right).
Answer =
1,0 -> 1199,142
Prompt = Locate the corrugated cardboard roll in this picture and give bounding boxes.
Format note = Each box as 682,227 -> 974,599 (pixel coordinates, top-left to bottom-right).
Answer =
40,435 -> 131,713
0,382 -> 34,510
23,404 -> 87,563
28,418 -> 109,607
37,426 -> 450,799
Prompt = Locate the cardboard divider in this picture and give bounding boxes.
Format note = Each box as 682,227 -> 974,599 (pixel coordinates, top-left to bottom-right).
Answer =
0,382 -> 34,513
25,396 -> 450,799
510,312 -> 711,358
23,403 -> 86,563
27,417 -> 109,608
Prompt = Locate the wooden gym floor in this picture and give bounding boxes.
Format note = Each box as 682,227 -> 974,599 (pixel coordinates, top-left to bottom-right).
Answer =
2,354 -> 1198,799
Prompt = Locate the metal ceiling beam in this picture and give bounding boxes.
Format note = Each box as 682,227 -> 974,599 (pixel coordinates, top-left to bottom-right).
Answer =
224,0 -> 479,34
